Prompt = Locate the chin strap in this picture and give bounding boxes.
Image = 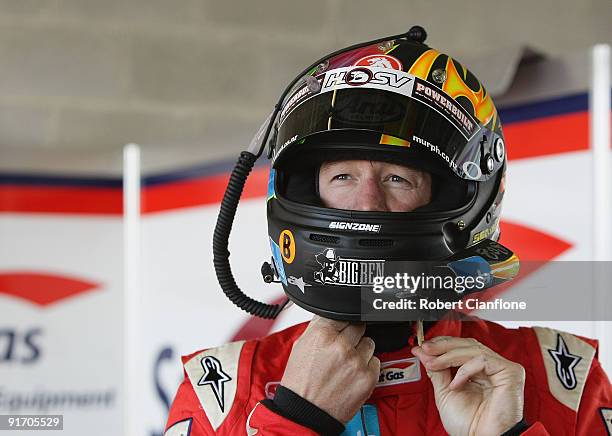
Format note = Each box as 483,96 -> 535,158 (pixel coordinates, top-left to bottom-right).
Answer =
416,320 -> 425,346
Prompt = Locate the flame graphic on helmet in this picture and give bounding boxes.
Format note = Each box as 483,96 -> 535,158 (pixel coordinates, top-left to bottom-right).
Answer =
408,48 -> 441,79
408,49 -> 498,129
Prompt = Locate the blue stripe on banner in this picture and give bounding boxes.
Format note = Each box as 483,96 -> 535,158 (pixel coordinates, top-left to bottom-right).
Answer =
0,156 -> 269,188
498,92 -> 588,124
143,161 -> 236,186
0,173 -> 122,187
143,156 -> 270,186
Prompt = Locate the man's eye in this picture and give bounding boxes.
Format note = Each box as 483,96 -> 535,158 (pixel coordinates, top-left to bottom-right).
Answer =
386,174 -> 415,187
332,174 -> 350,181
389,175 -> 404,182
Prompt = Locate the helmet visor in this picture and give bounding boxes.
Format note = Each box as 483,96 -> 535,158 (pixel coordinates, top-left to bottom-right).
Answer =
274,67 -> 504,182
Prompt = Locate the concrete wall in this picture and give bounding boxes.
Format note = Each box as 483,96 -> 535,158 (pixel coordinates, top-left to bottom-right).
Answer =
1,0 -> 610,172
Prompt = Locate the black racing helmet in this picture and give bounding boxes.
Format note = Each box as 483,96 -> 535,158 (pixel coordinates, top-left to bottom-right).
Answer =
265,33 -> 511,320
212,27 -> 517,321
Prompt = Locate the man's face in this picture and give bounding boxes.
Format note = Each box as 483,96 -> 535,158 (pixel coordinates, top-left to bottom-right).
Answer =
318,160 -> 432,212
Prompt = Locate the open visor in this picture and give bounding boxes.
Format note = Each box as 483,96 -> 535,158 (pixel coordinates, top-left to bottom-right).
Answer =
273,67 -> 505,182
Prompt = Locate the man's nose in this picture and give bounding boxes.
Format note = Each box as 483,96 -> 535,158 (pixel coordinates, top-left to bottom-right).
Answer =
352,177 -> 388,212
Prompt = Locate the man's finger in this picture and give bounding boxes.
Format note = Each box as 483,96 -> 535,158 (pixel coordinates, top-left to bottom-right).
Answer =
411,346 -> 436,365
356,336 -> 376,361
426,347 -> 511,375
306,315 -> 349,333
413,346 -> 452,395
338,322 -> 367,347
424,346 -> 495,372
448,355 -> 490,390
422,336 -> 488,356
368,355 -> 381,375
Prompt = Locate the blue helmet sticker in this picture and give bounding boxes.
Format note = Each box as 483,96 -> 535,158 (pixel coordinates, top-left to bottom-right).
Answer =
267,169 -> 276,201
269,237 -> 287,285
446,255 -> 493,288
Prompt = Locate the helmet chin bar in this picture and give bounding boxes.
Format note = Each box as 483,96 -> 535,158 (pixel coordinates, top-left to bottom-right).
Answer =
212,26 -> 518,321
276,238 -> 520,322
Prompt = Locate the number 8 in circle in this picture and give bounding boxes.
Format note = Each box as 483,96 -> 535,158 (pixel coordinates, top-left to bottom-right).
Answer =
279,230 -> 295,264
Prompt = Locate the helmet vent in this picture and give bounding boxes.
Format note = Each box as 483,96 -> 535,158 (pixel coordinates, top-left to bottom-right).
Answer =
309,234 -> 340,244
358,239 -> 394,248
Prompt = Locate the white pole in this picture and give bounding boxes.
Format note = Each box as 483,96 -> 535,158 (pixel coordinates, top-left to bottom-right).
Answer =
590,44 -> 611,375
592,44 -> 611,262
123,143 -> 142,436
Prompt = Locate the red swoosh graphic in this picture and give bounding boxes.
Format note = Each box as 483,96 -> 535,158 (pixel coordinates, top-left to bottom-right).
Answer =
499,220 -> 572,261
230,221 -> 573,341
0,272 -> 100,306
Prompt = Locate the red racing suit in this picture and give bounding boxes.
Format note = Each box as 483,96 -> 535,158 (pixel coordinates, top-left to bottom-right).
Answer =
164,315 -> 612,435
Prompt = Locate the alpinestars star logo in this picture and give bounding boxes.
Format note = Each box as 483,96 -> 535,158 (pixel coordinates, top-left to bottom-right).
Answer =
548,334 -> 582,390
197,356 -> 232,412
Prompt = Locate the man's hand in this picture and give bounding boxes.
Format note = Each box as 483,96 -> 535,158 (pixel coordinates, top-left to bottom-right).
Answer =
412,336 -> 525,436
280,315 -> 380,423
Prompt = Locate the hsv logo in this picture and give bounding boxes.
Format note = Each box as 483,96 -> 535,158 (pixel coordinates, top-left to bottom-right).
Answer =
354,54 -> 403,71
321,67 -> 413,96
377,357 -> 421,387
197,356 -> 232,412
0,271 -> 99,306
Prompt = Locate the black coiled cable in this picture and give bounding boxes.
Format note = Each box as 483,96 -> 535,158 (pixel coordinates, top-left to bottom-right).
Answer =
213,151 -> 286,319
